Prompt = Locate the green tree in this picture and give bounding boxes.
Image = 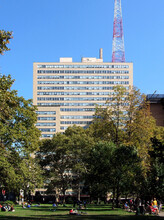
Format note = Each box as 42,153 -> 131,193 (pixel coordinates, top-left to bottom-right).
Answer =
111,145 -> 142,207
0,75 -> 42,193
0,30 -> 13,55
37,126 -> 94,202
0,75 -> 41,153
84,141 -> 115,202
85,142 -> 142,207
140,126 -> 164,199
37,134 -> 73,203
64,125 -> 95,200
0,31 -> 42,195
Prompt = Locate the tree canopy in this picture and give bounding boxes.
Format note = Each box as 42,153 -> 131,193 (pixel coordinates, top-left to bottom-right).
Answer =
0,30 -> 13,55
88,86 -> 157,170
0,74 -> 42,193
0,31 -> 42,194
85,142 -> 142,206
37,125 -> 94,202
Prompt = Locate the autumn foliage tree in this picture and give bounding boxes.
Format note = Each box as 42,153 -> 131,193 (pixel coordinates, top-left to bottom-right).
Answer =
89,86 -> 157,170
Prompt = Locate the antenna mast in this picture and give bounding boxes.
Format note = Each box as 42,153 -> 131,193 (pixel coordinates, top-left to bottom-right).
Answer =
112,0 -> 125,62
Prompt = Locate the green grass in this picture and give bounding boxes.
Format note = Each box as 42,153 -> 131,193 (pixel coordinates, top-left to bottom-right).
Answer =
0,204 -> 162,220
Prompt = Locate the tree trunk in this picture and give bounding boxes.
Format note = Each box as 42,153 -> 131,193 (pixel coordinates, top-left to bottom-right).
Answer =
63,190 -> 66,205
78,182 -> 81,201
112,187 -> 115,209
116,182 -> 120,208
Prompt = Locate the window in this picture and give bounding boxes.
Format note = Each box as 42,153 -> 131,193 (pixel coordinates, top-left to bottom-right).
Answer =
37,92 -> 111,96
60,115 -> 94,119
37,72 -> 129,77
38,97 -> 111,101
37,65 -> 129,69
41,134 -> 54,138
37,117 -> 56,120
60,121 -> 92,125
36,111 -> 56,115
60,126 -> 68,130
39,128 -> 56,132
36,123 -> 56,126
37,86 -> 114,90
37,81 -> 129,85
37,103 -> 108,107
60,108 -> 95,112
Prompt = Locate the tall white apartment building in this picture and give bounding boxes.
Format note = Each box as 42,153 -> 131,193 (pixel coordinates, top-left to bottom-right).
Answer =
33,49 -> 133,138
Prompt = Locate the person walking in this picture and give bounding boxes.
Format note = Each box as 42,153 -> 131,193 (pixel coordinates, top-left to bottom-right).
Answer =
157,200 -> 162,213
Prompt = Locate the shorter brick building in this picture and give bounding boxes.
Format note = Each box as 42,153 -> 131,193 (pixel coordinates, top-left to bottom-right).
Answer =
147,94 -> 164,127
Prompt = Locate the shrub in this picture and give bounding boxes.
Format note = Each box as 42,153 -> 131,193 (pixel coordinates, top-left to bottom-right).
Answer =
0,200 -> 15,206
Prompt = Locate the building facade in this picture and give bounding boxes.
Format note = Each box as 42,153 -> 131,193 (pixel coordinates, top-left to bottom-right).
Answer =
147,94 -> 164,127
33,50 -> 133,138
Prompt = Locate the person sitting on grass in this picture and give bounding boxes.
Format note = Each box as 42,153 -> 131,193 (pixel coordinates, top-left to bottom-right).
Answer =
51,203 -> 57,211
124,202 -> 130,211
53,203 -> 57,208
7,204 -> 11,211
22,202 -> 27,208
9,205 -> 15,212
1,205 -> 7,212
145,200 -> 159,216
69,209 -> 78,215
150,205 -> 159,216
27,203 -> 31,208
152,198 -> 158,209
151,198 -> 159,215
129,199 -> 133,212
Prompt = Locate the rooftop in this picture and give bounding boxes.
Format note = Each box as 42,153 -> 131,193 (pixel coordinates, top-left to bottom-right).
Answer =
147,94 -> 164,103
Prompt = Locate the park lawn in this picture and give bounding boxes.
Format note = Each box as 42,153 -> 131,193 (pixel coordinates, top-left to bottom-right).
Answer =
0,204 -> 160,220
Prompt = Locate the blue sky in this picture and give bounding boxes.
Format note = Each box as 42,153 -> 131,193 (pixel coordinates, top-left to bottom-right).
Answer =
0,0 -> 164,100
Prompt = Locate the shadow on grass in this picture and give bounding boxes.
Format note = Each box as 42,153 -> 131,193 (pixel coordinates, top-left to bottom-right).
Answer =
0,214 -> 162,220
27,207 -> 115,212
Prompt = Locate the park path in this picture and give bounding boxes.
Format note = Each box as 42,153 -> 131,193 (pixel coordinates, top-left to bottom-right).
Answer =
159,211 -> 164,217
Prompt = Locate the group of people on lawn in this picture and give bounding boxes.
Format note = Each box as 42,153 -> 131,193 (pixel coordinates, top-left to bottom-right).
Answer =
22,202 -> 32,208
69,200 -> 87,215
22,201 -> 41,208
124,197 -> 162,215
0,204 -> 15,212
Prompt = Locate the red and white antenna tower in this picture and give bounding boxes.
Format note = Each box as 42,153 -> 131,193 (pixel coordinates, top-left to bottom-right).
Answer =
112,0 -> 125,62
